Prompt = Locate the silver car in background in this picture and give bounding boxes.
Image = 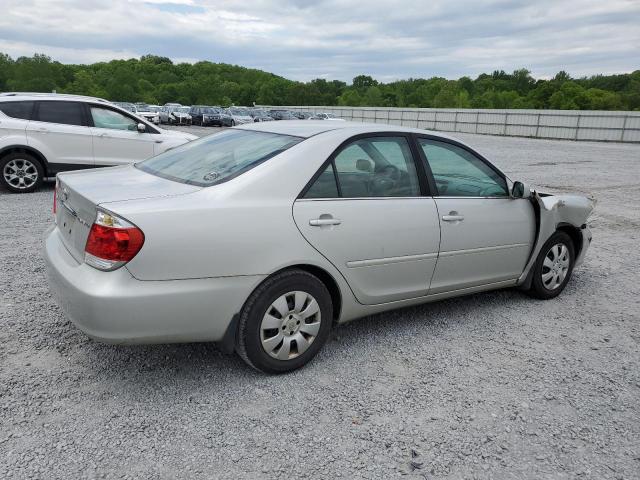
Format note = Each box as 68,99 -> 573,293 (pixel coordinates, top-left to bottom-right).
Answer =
310,112 -> 345,121
134,103 -> 160,124
159,105 -> 192,125
226,107 -> 255,125
45,121 -> 594,373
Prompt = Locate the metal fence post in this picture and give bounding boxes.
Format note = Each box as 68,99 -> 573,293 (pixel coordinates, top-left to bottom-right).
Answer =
454,111 -> 458,132
475,111 -> 479,134
575,114 -> 581,140
503,112 -> 508,136
621,114 -> 628,142
535,113 -> 541,137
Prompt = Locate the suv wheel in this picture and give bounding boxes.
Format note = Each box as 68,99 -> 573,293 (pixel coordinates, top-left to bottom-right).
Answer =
236,269 -> 333,374
1,152 -> 44,193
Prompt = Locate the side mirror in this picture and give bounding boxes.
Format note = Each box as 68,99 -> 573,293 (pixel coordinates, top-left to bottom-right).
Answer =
137,123 -> 146,133
512,181 -> 531,199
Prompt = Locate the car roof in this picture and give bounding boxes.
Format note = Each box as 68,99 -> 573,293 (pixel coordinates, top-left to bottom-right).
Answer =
236,120 -> 458,140
0,92 -> 111,103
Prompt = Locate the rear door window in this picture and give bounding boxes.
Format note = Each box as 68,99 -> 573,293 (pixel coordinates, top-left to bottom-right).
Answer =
36,101 -> 85,126
0,101 -> 34,120
304,163 -> 339,198
333,137 -> 420,197
303,136 -> 421,198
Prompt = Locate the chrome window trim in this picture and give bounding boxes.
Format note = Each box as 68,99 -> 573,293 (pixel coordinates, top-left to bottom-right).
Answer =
296,195 -> 514,201
435,196 -> 513,200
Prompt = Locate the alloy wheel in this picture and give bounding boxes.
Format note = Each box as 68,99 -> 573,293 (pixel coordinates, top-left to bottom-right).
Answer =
3,158 -> 39,190
260,291 -> 321,360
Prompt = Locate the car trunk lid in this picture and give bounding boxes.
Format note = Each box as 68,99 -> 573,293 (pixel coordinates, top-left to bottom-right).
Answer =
55,165 -> 200,263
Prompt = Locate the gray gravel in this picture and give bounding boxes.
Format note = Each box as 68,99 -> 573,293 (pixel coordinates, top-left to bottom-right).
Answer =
1,126 -> 639,479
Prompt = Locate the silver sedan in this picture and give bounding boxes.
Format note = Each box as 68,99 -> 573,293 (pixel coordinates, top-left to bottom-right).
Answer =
45,121 -> 594,373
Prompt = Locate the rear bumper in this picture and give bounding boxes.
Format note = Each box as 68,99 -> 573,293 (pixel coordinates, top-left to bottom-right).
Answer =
44,226 -> 263,344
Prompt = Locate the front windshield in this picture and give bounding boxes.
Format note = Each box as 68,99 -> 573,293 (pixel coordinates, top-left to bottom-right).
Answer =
176,107 -> 190,113
230,108 -> 249,116
136,129 -> 303,187
136,104 -> 150,111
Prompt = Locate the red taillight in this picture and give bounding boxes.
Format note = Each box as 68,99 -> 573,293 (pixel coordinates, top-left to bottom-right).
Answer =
84,211 -> 144,271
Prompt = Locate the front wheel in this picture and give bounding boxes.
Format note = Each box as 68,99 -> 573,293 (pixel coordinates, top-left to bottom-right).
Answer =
526,231 -> 575,299
236,270 -> 333,374
1,153 -> 44,193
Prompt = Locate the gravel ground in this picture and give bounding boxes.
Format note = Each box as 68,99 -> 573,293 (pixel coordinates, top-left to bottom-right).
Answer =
1,126 -> 639,479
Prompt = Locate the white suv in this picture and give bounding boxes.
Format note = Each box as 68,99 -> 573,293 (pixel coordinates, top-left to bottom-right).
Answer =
0,93 -> 198,193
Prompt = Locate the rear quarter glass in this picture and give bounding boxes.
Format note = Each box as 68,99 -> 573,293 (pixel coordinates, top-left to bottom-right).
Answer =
0,101 -> 35,120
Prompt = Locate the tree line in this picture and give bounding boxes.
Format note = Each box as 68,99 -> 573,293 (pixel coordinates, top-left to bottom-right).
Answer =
1,53 -> 638,110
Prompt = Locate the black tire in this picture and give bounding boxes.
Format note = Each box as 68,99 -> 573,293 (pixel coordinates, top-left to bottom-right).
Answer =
527,231 -> 575,300
230,120 -> 235,127
236,269 -> 333,374
0,152 -> 44,193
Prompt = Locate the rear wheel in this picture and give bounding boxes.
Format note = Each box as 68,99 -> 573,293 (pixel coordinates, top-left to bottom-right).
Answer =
236,270 -> 332,373
1,152 -> 44,193
527,231 -> 575,299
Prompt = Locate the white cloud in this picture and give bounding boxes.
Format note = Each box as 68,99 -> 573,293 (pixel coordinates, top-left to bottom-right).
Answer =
0,0 -> 638,81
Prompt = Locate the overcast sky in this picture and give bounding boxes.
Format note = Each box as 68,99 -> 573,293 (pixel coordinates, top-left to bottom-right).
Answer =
1,0 -> 639,82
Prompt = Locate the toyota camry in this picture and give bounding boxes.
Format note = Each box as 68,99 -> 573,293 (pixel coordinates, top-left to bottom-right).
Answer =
45,121 -> 594,373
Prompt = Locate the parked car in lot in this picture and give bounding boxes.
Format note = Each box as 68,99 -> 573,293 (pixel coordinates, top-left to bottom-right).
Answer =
292,111 -> 314,120
133,103 -> 160,124
310,112 -> 345,121
226,107 -> 254,125
159,105 -> 192,125
0,93 -> 197,192
268,109 -> 297,120
112,102 -> 137,113
45,120 -> 594,373
189,106 -> 233,127
249,108 -> 274,122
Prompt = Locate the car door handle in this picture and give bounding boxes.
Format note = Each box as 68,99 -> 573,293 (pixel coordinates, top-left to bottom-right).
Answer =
37,127 -> 49,134
309,217 -> 341,227
442,212 -> 464,222
99,133 -> 111,138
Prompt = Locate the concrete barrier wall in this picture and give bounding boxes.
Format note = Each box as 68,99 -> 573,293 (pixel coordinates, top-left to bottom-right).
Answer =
267,106 -> 640,143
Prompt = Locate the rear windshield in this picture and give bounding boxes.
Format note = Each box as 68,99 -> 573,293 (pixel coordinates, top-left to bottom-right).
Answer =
136,129 -> 302,187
